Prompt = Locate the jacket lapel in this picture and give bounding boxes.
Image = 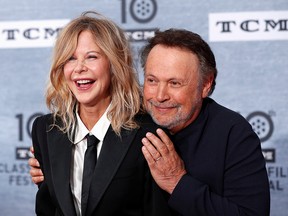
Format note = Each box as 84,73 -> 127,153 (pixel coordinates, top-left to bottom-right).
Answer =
47,125 -> 77,216
85,126 -> 138,215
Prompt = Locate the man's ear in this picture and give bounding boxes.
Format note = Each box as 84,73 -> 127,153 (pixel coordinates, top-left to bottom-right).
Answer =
202,75 -> 214,98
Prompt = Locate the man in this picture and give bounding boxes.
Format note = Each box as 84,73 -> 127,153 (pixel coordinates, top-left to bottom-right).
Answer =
30,29 -> 270,215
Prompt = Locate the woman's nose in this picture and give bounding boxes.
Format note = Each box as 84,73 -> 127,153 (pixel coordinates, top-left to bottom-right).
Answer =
73,60 -> 87,73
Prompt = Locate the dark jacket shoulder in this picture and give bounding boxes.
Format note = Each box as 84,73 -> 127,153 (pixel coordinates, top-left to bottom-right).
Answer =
134,112 -> 165,135
205,97 -> 250,126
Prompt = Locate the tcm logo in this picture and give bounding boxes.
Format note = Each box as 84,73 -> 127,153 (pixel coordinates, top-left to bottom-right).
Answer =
125,28 -> 156,42
245,111 -> 275,163
0,19 -> 69,49
209,11 -> 288,41
246,111 -> 274,142
120,0 -> 157,23
119,0 -> 158,42
15,147 -> 32,160
262,149 -> 275,163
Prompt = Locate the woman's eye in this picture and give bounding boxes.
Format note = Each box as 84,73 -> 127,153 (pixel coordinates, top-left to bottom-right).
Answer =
68,56 -> 76,61
88,55 -> 97,59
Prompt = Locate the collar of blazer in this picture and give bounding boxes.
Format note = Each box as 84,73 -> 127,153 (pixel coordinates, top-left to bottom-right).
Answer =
47,122 -> 138,216
85,126 -> 138,215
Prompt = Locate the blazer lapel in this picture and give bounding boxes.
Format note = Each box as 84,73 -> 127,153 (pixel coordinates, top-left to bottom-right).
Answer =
85,126 -> 138,215
47,125 -> 77,216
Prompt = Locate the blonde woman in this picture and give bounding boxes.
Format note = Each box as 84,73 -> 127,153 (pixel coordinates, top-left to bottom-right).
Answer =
32,11 -> 171,216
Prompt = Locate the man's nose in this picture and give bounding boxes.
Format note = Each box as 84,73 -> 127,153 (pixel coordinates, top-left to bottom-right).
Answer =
156,83 -> 169,102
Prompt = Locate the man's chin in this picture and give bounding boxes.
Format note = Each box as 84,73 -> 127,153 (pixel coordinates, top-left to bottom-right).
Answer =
150,115 -> 172,129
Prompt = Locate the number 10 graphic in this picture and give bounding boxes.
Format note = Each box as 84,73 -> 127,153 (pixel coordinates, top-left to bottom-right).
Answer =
120,0 -> 157,23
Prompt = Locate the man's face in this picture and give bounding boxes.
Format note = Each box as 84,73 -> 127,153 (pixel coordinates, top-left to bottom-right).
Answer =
143,45 -> 211,133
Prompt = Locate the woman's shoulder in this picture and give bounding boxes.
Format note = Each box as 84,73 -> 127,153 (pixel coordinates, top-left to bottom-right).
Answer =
31,114 -> 54,138
135,112 -> 155,126
34,113 -> 53,124
134,112 -> 164,134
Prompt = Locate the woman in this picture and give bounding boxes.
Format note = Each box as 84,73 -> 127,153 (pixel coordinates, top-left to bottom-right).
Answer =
32,11 -> 171,216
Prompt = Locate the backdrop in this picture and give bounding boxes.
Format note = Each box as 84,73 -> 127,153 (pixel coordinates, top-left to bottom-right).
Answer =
0,0 -> 287,215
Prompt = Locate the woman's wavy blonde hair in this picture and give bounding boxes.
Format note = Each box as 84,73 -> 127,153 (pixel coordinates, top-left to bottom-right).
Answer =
46,11 -> 141,139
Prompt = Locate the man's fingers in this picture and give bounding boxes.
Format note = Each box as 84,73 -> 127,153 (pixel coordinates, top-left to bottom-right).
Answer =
156,128 -> 175,152
30,146 -> 34,154
142,146 -> 157,165
28,147 -> 44,184
145,132 -> 169,156
32,176 -> 44,184
30,166 -> 43,176
142,137 -> 162,161
28,157 -> 40,168
29,164 -> 44,184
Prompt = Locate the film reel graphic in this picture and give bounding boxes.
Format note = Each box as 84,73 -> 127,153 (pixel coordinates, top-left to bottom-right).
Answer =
130,0 -> 157,23
246,111 -> 274,142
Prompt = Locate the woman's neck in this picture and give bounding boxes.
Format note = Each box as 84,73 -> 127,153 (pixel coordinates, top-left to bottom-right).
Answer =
78,99 -> 110,130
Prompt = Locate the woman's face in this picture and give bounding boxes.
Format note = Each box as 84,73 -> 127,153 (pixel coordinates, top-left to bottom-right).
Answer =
63,30 -> 111,108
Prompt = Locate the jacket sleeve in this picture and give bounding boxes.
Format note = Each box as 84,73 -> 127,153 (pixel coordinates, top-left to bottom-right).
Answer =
168,121 -> 270,216
32,116 -> 57,216
143,168 -> 173,216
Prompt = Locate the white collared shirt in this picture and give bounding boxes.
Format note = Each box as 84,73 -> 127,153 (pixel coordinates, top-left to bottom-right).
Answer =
70,106 -> 111,216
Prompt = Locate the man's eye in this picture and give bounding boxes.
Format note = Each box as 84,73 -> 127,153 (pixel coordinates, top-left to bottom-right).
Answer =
147,78 -> 156,83
170,81 -> 181,87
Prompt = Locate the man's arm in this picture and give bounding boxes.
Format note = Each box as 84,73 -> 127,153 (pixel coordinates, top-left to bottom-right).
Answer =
141,126 -> 270,216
